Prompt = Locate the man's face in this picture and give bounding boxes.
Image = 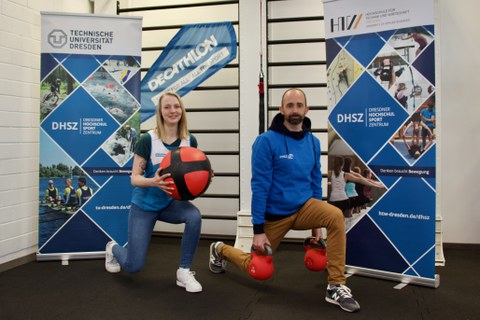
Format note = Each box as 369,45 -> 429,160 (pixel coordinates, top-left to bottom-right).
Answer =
280,89 -> 308,126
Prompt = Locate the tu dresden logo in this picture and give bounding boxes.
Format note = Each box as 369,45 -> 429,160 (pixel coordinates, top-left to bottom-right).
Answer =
48,29 -> 67,48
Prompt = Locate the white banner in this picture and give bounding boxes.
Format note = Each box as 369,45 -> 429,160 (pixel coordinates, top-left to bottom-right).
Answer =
41,12 -> 142,56
324,0 -> 434,39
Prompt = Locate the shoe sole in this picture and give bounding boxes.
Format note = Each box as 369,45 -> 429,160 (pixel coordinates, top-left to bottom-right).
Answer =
325,297 -> 360,313
105,265 -> 121,273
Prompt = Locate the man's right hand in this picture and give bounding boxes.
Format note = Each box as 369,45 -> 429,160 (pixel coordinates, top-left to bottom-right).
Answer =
253,233 -> 271,253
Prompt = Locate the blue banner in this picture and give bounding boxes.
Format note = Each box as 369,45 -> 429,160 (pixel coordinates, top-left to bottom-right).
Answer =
38,13 -> 142,259
140,22 -> 237,122
324,0 -> 438,286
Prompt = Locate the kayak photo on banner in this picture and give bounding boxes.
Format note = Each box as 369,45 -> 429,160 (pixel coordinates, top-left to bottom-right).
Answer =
324,0 -> 438,286
38,13 -> 142,259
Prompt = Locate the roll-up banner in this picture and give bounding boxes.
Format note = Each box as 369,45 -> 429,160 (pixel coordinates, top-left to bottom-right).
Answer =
38,12 -> 142,260
324,0 -> 439,287
140,22 -> 237,123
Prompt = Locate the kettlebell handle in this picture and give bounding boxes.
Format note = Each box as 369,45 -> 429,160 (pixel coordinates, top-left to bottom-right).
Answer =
304,237 -> 327,249
251,244 -> 273,256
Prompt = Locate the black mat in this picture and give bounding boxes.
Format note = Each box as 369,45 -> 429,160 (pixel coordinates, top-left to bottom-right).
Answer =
1,237 -> 479,319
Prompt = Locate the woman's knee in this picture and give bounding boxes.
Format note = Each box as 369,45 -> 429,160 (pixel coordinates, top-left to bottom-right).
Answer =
123,261 -> 144,274
187,207 -> 202,224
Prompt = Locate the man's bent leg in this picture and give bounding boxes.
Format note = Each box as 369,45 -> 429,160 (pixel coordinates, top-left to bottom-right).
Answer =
264,217 -> 294,252
293,198 -> 346,284
218,244 -> 252,274
217,217 -> 291,275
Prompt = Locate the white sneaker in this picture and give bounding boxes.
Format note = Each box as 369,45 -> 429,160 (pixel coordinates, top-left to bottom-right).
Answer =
176,268 -> 202,293
105,241 -> 121,273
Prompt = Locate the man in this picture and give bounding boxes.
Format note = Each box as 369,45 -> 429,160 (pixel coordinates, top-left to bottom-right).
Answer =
209,88 -> 360,313
420,98 -> 435,151
402,113 -> 433,159
63,178 -> 78,207
45,180 -> 61,205
125,124 -> 137,153
76,177 -> 94,206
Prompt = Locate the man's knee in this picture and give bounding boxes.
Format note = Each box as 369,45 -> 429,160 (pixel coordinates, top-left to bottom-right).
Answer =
325,204 -> 345,227
323,202 -> 343,218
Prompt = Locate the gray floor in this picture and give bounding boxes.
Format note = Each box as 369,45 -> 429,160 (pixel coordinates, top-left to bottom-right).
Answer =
0,236 -> 479,320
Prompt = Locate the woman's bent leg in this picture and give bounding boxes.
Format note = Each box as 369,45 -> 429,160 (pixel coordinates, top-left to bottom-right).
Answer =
158,201 -> 202,268
113,204 -> 157,273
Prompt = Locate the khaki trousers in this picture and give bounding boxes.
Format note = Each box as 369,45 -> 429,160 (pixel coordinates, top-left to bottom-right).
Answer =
219,198 -> 347,284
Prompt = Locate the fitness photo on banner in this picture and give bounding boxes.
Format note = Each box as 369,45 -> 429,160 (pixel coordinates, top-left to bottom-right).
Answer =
368,47 -> 433,115
390,93 -> 436,164
327,130 -> 386,231
388,26 -> 434,64
368,50 -> 408,91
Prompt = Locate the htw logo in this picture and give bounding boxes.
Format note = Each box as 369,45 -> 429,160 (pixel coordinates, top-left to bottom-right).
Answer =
330,14 -> 363,33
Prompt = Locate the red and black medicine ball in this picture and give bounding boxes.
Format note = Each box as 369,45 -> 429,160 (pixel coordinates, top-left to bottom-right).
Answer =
159,147 -> 212,201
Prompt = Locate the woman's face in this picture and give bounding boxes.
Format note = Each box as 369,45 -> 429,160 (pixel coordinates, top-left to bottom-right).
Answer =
160,95 -> 182,126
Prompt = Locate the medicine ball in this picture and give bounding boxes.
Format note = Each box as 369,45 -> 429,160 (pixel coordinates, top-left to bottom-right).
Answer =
159,147 -> 212,201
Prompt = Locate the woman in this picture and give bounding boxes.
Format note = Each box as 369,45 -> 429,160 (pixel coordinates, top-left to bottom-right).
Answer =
329,156 -> 383,217
343,158 -> 360,216
105,92 -> 204,293
328,156 -> 350,217
394,82 -> 408,109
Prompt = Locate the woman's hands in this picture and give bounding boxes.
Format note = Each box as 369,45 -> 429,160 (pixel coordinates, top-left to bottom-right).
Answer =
153,167 -> 175,195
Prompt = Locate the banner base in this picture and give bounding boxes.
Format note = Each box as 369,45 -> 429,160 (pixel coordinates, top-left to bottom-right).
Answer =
346,266 -> 440,288
36,252 -> 104,262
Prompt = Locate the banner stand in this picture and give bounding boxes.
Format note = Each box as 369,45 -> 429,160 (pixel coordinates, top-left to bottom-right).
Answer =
347,266 -> 440,288
38,12 -> 142,261
324,0 -> 439,287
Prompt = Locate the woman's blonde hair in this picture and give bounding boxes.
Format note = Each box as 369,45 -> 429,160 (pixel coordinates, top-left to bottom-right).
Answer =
155,92 -> 189,140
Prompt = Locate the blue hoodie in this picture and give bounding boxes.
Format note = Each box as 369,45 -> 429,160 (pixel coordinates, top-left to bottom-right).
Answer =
251,113 -> 322,234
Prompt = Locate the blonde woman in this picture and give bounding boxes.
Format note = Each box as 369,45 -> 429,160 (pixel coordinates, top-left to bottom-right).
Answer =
105,92 -> 204,293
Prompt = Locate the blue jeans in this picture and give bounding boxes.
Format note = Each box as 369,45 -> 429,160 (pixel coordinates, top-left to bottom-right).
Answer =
113,201 -> 202,273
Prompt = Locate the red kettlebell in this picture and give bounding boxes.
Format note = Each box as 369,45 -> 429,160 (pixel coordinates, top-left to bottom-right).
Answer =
303,237 -> 328,272
248,244 -> 274,280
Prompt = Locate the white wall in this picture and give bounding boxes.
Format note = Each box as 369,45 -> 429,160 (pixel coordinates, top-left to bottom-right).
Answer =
0,0 -> 92,267
437,0 -> 480,243
0,0 -> 478,269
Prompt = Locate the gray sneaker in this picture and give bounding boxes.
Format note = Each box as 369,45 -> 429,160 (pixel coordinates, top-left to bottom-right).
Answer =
325,284 -> 360,312
209,241 -> 227,273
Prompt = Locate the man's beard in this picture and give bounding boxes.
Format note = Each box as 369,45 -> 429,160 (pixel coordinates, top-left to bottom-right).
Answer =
285,114 -> 304,125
